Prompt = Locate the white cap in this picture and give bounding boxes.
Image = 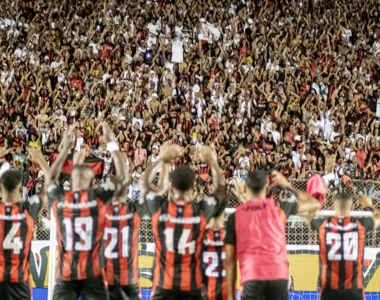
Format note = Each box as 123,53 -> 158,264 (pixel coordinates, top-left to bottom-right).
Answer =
248,18 -> 253,24
152,145 -> 159,150
200,18 -> 206,23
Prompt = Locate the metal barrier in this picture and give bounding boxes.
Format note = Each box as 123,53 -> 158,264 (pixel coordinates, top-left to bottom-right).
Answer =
35,180 -> 380,245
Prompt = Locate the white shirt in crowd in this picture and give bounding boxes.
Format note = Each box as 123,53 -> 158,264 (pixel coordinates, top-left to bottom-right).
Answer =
172,40 -> 184,63
291,151 -> 306,172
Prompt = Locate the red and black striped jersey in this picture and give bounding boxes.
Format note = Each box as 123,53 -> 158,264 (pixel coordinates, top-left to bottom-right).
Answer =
0,195 -> 42,282
312,216 -> 373,292
202,228 -> 227,300
104,201 -> 146,286
47,184 -> 115,281
144,191 -> 225,292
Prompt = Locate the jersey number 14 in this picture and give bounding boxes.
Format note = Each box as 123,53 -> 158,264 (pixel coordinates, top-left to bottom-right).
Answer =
164,228 -> 195,255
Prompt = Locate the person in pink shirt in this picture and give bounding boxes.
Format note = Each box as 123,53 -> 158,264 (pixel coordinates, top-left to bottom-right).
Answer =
225,170 -> 293,300
134,140 -> 147,167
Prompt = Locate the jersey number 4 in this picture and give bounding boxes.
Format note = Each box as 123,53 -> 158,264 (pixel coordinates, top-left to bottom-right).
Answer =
326,232 -> 358,261
3,223 -> 23,254
63,217 -> 93,251
164,228 -> 195,255
104,227 -> 129,259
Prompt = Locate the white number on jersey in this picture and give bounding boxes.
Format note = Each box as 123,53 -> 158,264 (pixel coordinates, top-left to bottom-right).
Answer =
203,251 -> 226,277
326,232 -> 358,261
63,217 -> 93,251
3,223 -> 23,254
164,228 -> 195,255
104,226 -> 130,259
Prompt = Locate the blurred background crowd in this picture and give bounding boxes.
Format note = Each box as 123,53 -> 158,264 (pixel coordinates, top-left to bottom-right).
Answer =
0,0 -> 379,204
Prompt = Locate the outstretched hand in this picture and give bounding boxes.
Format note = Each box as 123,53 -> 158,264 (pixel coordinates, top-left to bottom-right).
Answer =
271,171 -> 291,189
160,142 -> 184,163
101,122 -> 116,144
198,145 -> 218,164
360,194 -> 373,209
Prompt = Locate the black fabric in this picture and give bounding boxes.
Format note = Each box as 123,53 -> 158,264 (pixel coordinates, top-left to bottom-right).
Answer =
152,287 -> 201,300
241,280 -> 288,300
224,213 -> 236,245
53,276 -> 108,300
320,289 -> 364,300
0,281 -> 31,300
109,284 -> 140,300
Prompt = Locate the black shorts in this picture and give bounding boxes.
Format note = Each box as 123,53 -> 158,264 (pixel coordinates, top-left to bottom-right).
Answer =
53,276 -> 108,300
241,280 -> 288,300
109,284 -> 140,300
151,287 -> 201,300
0,281 -> 31,300
321,289 -> 364,300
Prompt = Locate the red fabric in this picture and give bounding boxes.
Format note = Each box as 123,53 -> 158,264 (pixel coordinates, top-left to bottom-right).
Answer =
306,175 -> 327,207
235,198 -> 288,283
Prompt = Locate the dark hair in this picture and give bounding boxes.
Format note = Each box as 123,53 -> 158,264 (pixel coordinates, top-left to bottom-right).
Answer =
334,193 -> 353,203
1,169 -> 23,192
171,166 -> 195,191
245,170 -> 268,194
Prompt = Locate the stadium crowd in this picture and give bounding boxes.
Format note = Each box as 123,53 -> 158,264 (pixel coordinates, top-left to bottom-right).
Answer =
0,0 -> 379,201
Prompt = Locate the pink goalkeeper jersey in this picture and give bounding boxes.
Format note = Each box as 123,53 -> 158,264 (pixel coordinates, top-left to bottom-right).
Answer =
235,198 -> 289,283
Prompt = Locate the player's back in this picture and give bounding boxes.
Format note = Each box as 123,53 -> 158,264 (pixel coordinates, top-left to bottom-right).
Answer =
0,202 -> 37,282
312,216 -> 372,293
104,201 -> 144,286
202,227 -> 227,300
49,187 -> 109,281
151,200 -> 207,291
233,198 -> 288,282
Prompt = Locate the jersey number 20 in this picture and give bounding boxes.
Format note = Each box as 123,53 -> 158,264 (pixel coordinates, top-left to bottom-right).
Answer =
326,232 -> 358,261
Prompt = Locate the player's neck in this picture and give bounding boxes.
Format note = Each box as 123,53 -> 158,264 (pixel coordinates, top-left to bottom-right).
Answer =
2,191 -> 21,203
172,191 -> 193,203
335,210 -> 351,217
249,190 -> 267,201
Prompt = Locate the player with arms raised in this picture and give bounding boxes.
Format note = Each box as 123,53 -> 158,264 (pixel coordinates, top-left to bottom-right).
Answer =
34,123 -> 125,300
140,144 -> 226,300
0,163 -> 43,300
308,193 -> 380,300
225,170 -> 319,300
103,154 -> 146,300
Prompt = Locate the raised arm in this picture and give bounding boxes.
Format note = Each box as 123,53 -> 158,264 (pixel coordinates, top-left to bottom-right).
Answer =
360,195 -> 380,229
271,171 -> 321,214
140,143 -> 184,200
198,145 -> 226,201
44,127 -> 74,189
102,122 -> 126,183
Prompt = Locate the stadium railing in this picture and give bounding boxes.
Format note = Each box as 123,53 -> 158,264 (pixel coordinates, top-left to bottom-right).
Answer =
36,179 -> 380,246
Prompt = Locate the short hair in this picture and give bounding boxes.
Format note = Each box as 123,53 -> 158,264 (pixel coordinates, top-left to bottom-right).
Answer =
245,170 -> 268,194
1,169 -> 23,192
73,164 -> 94,174
171,166 -> 195,192
334,193 -> 353,203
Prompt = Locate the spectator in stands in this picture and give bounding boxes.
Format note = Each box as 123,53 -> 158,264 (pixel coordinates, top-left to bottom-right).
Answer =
0,0 -> 378,210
